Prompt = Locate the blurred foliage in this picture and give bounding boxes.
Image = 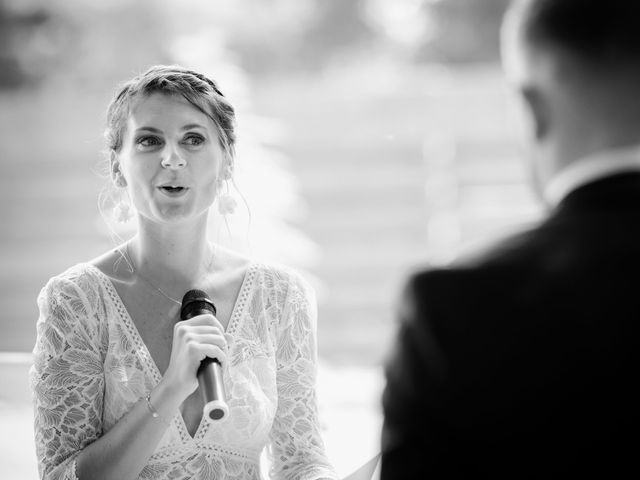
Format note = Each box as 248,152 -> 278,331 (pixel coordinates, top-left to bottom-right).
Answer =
178,0 -> 378,77
223,0 -> 510,74
299,0 -> 376,65
0,0 -> 171,91
417,0 -> 511,64
0,0 -> 510,89
0,1 -> 68,88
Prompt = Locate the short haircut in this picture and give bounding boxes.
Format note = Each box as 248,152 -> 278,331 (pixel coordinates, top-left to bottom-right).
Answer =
516,0 -> 640,70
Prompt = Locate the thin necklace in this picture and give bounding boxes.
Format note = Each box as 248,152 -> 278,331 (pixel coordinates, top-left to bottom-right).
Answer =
123,243 -> 215,307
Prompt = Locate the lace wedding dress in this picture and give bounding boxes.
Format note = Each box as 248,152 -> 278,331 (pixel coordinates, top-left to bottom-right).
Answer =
30,262 -> 337,480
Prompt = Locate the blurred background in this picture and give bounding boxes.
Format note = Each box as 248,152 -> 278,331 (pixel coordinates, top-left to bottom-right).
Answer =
0,0 -> 543,477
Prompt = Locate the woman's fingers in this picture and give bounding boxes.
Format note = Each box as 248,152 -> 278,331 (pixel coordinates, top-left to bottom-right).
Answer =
199,345 -> 227,365
174,313 -> 224,331
185,333 -> 227,350
174,316 -> 224,340
180,331 -> 228,365
174,324 -> 224,338
184,340 -> 227,364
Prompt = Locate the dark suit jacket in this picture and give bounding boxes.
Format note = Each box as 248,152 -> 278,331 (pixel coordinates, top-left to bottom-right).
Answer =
381,172 -> 640,478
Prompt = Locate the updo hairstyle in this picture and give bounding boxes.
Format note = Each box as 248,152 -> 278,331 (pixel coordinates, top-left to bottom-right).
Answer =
105,65 -> 237,162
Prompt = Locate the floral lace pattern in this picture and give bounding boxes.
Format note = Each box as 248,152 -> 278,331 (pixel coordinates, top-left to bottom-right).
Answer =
30,262 -> 337,480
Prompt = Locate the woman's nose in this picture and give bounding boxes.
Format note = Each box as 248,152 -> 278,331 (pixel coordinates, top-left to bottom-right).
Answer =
160,146 -> 186,169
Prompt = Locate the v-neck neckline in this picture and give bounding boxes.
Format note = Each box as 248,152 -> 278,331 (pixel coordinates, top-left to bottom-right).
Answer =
84,261 -> 259,442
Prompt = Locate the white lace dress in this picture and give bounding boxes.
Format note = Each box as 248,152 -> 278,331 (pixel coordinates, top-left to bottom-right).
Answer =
30,262 -> 337,480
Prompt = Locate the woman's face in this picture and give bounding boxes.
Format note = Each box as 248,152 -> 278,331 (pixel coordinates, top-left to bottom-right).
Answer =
115,92 -> 226,225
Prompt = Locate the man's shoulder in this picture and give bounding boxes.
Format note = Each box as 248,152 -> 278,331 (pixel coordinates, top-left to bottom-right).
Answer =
403,224 -> 551,304
410,230 -> 533,277
455,223 -> 546,268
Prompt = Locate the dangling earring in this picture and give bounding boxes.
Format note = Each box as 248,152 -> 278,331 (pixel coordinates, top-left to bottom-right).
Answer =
218,181 -> 237,215
217,163 -> 237,215
113,175 -> 134,223
114,200 -> 133,223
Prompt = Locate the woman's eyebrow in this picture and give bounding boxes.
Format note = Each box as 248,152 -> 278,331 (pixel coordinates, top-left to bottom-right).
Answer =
134,124 -> 206,133
135,126 -> 163,133
181,123 -> 207,131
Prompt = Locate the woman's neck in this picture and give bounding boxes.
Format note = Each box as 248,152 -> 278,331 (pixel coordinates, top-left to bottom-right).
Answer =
127,215 -> 215,292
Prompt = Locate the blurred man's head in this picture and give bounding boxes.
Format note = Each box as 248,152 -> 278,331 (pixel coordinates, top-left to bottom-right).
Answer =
502,0 -> 640,190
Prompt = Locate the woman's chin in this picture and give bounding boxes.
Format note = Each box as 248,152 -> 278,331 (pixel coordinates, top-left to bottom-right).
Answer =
155,205 -> 212,225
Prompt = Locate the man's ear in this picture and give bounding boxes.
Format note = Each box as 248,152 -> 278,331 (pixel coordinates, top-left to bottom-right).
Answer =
521,86 -> 550,141
110,151 -> 127,187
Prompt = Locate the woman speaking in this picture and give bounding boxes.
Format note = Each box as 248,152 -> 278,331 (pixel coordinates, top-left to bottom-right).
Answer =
30,65 -> 337,480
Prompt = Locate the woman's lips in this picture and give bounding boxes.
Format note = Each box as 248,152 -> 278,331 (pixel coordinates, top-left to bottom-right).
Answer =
158,186 -> 189,197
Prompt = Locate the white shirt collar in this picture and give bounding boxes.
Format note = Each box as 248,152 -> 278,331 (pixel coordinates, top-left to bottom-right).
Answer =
544,144 -> 640,207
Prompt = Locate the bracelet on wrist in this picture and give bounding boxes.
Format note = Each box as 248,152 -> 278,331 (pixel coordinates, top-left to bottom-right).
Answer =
145,393 -> 160,419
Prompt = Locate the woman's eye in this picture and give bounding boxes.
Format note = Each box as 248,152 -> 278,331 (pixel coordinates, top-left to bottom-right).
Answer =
183,135 -> 204,146
136,136 -> 162,148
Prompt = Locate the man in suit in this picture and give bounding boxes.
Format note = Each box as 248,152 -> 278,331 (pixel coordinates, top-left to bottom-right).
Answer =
381,0 -> 640,477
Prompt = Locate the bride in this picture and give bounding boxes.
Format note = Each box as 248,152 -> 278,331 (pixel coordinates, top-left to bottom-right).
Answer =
30,65 -> 337,480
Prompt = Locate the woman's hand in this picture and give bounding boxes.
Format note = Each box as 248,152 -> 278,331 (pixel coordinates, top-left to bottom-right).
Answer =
162,313 -> 227,400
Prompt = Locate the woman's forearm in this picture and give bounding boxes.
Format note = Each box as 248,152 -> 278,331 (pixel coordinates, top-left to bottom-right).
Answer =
75,380 -> 183,480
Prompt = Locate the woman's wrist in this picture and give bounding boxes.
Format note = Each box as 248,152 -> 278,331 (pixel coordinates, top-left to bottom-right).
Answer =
149,379 -> 186,421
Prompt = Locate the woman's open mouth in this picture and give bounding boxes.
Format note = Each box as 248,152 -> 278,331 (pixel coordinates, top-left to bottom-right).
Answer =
158,185 -> 189,197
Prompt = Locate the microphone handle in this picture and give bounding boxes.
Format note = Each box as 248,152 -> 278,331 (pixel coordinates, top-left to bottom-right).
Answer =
197,357 -> 228,421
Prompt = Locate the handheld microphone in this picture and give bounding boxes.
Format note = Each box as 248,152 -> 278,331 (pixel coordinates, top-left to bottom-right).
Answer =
180,289 -> 229,421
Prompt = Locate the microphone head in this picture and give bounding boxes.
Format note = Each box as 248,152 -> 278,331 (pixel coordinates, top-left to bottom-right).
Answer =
180,289 -> 216,320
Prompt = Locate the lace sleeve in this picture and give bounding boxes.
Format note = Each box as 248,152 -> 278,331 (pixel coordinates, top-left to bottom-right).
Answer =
30,273 -> 106,480
268,272 -> 337,480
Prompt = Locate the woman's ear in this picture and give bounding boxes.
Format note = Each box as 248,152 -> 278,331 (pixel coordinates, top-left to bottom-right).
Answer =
110,151 -> 127,187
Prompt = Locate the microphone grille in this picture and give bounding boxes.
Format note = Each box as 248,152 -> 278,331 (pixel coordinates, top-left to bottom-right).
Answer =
180,289 -> 216,319
181,289 -> 211,305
